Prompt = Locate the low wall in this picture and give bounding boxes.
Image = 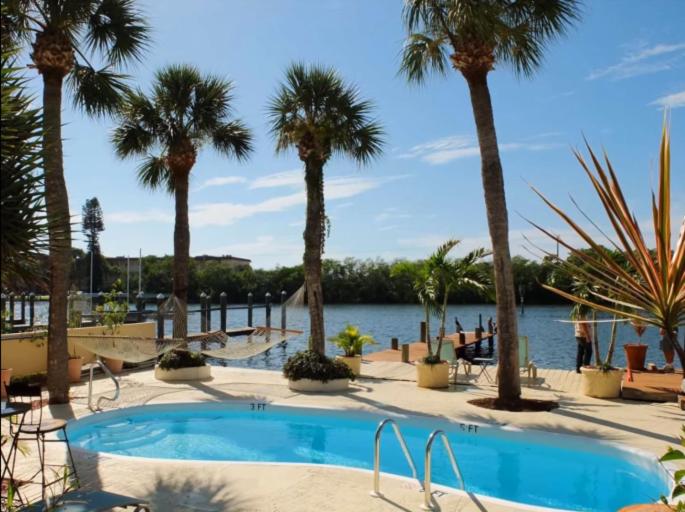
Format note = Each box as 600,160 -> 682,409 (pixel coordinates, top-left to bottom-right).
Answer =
0,322 -> 155,377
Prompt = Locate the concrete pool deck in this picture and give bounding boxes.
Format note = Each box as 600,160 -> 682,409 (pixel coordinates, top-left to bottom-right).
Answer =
5,363 -> 682,511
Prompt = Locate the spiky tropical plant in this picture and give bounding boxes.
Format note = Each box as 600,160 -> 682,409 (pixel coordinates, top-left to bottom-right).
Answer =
531,126 -> 685,371
399,0 -> 581,404
1,41 -> 46,289
3,0 -> 150,403
328,324 -> 376,357
112,64 -> 253,338
268,63 -> 384,355
423,239 -> 489,362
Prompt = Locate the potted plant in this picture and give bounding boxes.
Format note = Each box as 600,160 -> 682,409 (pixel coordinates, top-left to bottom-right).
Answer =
415,240 -> 488,389
0,367 -> 12,399
155,349 -> 211,381
283,350 -> 353,392
624,320 -> 648,372
96,281 -> 129,374
329,324 -> 376,376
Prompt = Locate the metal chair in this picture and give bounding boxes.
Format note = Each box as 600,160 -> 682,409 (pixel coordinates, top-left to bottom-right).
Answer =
471,356 -> 494,383
438,343 -> 472,384
6,382 -> 79,503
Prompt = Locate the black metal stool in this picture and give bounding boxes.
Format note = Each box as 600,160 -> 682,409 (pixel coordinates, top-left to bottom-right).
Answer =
6,383 -> 79,503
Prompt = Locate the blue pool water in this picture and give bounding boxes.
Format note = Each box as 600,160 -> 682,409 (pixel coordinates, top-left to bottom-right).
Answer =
67,403 -> 668,512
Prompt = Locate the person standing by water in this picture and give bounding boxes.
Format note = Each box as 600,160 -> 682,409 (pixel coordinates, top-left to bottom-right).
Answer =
574,315 -> 593,373
660,328 -> 676,372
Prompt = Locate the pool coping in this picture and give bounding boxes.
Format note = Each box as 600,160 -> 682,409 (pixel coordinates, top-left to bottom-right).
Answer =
66,399 -> 674,511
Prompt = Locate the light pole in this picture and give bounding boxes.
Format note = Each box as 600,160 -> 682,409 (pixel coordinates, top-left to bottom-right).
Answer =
89,249 -> 94,311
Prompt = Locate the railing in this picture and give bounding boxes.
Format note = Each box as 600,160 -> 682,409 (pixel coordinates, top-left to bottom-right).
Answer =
370,418 -> 422,498
87,358 -> 120,412
421,429 -> 465,510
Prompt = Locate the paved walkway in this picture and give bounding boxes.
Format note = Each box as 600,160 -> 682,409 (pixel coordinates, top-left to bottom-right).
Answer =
3,364 -> 681,511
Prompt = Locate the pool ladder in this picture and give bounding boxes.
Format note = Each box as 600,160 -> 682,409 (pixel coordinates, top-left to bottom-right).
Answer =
87,357 -> 120,412
370,419 -> 465,511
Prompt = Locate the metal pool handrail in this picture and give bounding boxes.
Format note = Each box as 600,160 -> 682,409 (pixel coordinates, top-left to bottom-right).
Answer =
370,418 -> 422,497
422,429 -> 465,510
88,358 -> 120,412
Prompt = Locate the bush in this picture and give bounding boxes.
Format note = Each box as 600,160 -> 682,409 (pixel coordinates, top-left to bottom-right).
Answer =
283,350 -> 354,382
158,349 -> 206,371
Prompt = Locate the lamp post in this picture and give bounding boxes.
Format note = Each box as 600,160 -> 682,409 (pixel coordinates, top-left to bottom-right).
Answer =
89,249 -> 94,311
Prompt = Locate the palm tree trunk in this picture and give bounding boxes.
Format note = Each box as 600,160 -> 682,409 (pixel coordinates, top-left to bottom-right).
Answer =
173,172 -> 189,339
465,73 -> 521,403
304,161 -> 325,355
43,73 -> 71,404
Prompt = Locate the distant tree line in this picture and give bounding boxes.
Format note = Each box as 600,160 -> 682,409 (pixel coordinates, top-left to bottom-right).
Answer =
64,253 -> 584,305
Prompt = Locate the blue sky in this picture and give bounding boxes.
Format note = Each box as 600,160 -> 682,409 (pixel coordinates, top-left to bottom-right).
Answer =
41,0 -> 684,268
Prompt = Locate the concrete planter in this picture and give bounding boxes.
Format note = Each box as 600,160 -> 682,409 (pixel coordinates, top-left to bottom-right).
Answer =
416,361 -> 450,389
618,505 -> 672,512
581,367 -> 623,398
336,355 -> 362,376
288,378 -> 349,393
68,356 -> 83,383
154,365 -> 212,381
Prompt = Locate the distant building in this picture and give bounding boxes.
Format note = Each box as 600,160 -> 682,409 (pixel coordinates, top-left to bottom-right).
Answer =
106,254 -> 251,271
193,254 -> 251,268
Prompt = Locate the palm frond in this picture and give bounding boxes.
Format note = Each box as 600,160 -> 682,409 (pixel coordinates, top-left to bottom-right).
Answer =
211,121 -> 253,161
67,62 -> 129,116
136,154 -> 172,193
400,33 -> 448,83
85,0 -> 150,66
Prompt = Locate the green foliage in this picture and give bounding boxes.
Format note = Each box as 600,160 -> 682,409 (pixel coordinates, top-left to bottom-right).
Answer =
96,280 -> 128,333
5,0 -> 151,115
158,349 -> 206,370
400,0 -> 581,82
328,324 -> 376,357
1,40 -> 47,289
283,350 -> 354,382
660,426 -> 685,509
112,63 -> 253,193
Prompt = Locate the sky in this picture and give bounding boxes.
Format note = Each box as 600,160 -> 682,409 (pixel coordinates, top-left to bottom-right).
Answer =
33,0 -> 685,268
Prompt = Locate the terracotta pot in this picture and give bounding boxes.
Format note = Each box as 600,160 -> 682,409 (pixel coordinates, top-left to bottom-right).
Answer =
416,361 -> 450,389
68,356 -> 83,383
1,368 -> 12,399
581,367 -> 623,398
618,504 -> 672,512
336,355 -> 362,376
102,357 -> 124,374
624,344 -> 648,371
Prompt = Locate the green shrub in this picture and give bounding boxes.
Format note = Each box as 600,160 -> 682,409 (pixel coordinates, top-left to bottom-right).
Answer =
283,350 -> 354,382
158,349 -> 206,370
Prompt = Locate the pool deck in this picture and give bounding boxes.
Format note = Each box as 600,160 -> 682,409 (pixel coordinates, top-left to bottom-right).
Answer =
5,362 -> 683,511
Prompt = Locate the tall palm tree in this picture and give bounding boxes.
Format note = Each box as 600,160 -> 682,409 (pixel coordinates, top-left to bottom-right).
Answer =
112,65 -> 253,338
400,0 -> 580,405
268,64 -> 383,355
4,0 -> 149,403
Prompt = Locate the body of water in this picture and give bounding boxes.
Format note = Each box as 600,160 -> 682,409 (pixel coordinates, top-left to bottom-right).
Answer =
17,302 -> 672,372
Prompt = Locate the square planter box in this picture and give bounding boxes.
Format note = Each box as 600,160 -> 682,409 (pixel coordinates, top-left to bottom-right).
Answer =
288,378 -> 349,392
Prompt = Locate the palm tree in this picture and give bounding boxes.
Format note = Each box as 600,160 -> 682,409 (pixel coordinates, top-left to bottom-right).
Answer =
4,0 -> 149,403
400,0 -> 580,405
112,65 -> 253,338
423,239 -> 489,360
268,63 -> 383,355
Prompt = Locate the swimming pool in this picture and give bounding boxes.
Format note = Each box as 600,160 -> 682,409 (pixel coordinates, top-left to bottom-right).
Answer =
66,402 -> 669,511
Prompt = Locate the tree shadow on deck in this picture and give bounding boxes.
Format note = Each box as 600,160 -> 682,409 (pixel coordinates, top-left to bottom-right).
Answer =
143,474 -> 247,511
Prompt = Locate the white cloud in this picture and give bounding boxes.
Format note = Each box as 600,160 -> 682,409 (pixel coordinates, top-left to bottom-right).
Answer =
249,169 -> 302,189
375,207 -> 412,223
587,42 -> 685,81
107,210 -> 174,224
400,135 -> 561,165
650,90 -> 685,109
195,176 -> 247,191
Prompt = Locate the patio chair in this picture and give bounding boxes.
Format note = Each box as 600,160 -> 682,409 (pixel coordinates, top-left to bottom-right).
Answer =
439,342 -> 471,384
6,383 -> 78,503
519,335 -> 538,381
20,489 -> 150,511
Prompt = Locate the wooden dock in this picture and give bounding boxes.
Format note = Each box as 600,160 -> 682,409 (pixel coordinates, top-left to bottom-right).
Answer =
621,370 -> 683,403
364,331 -> 492,363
